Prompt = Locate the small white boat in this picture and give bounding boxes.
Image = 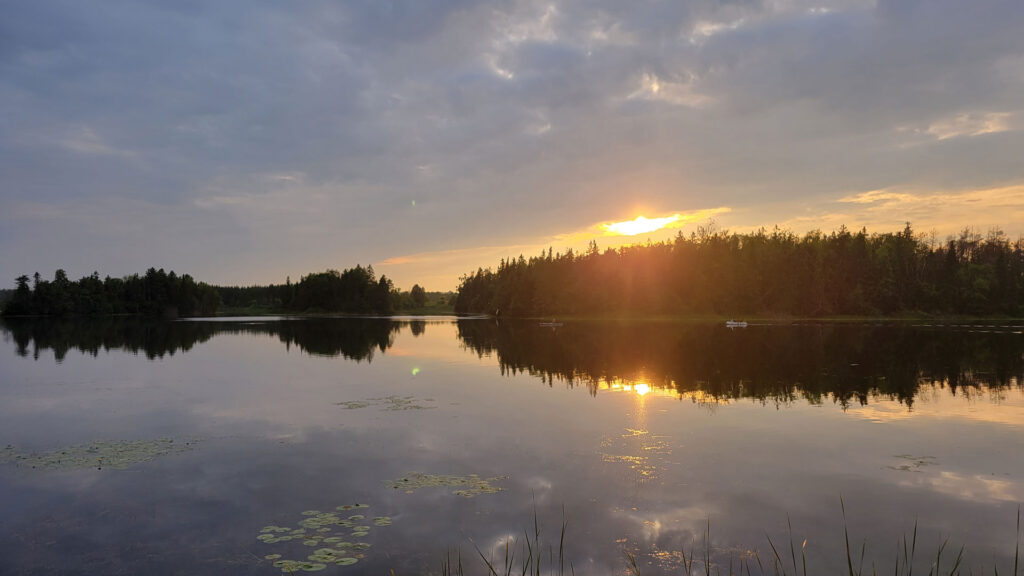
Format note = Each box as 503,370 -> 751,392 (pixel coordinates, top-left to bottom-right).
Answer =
725,320 -> 748,328
539,320 -> 563,327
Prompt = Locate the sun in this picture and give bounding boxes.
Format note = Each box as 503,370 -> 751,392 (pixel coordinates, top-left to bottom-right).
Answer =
602,214 -> 682,236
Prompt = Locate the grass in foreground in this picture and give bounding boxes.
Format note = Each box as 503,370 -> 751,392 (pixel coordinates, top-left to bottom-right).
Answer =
438,501 -> 1021,576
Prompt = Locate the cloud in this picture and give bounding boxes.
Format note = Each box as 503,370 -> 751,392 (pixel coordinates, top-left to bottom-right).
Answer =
731,184 -> 1024,240
2,0 -> 1023,288
376,207 -> 730,289
627,72 -> 711,108
924,112 -> 1014,140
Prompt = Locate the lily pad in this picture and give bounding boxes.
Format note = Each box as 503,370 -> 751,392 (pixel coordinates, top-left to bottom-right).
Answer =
336,395 -> 436,411
386,472 -> 506,497
0,438 -> 198,470
255,503 -> 391,572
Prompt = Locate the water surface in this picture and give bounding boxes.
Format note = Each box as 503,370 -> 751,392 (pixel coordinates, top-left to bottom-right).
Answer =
1,318 -> 1022,575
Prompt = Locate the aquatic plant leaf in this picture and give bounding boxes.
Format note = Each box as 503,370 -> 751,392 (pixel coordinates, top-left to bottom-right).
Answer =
0,438 -> 199,471
314,548 -> 337,555
255,502 -> 391,571
385,472 -> 505,497
336,395 -> 436,411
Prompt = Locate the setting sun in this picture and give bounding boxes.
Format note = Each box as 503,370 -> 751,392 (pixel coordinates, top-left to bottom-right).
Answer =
602,214 -> 682,236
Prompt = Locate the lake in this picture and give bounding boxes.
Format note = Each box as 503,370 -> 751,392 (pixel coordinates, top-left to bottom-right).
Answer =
1,317 -> 1023,575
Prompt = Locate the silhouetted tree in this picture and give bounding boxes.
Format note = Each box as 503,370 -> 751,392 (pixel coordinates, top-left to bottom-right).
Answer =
410,284 -> 427,308
454,225 -> 1024,317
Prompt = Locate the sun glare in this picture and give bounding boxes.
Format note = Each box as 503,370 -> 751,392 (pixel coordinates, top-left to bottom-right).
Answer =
603,214 -> 682,236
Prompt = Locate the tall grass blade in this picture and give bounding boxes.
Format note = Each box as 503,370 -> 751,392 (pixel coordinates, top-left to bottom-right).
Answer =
842,496 -> 856,576
767,533 -> 788,576
802,539 -> 808,576
625,550 -> 640,576
949,544 -> 964,576
470,538 -> 500,576
788,516 -> 799,576
1015,506 -> 1020,576
706,518 -> 712,576
910,520 -> 918,576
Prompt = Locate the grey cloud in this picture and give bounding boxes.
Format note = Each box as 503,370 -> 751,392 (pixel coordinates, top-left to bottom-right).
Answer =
2,0 -> 1023,287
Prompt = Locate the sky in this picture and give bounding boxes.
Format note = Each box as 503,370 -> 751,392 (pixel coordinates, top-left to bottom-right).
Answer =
2,0 -> 1024,291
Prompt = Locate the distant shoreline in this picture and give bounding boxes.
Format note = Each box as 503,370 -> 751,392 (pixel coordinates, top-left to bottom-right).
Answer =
6,312 -> 1021,324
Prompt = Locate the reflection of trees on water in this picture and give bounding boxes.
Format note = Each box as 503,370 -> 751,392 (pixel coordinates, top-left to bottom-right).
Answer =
457,320 -> 1024,407
0,318 -> 408,362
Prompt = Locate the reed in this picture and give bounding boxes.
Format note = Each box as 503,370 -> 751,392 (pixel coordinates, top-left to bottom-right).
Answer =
438,502 -> 1021,576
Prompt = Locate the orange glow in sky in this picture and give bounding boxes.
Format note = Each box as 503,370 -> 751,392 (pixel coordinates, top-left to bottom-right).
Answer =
603,214 -> 682,236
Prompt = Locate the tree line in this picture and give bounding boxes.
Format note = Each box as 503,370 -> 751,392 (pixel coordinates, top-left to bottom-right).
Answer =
2,265 -> 435,318
2,268 -> 220,318
218,266 -> 396,314
454,224 -> 1024,317
216,266 -> 442,314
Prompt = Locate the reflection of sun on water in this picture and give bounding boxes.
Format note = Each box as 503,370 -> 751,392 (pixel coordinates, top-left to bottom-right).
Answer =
599,378 -> 674,484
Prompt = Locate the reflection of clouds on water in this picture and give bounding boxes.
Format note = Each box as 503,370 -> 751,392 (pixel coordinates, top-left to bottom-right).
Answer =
4,319 -> 1024,574
848,382 -> 1024,429
610,504 -> 717,572
897,471 -> 1023,504
523,476 -> 554,505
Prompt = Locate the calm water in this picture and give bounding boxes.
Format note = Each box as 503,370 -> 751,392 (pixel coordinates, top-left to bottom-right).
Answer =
1,317 -> 1023,575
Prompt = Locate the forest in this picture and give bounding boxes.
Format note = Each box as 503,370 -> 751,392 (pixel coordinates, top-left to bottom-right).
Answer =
454,225 -> 1024,317
1,265 -> 420,318
215,266 -> 448,314
1,268 -> 220,318
217,266 -> 396,314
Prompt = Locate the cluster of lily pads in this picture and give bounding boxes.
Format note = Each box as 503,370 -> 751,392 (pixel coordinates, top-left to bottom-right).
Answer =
257,504 -> 393,572
887,454 -> 939,472
0,438 -> 196,470
387,472 -> 505,498
255,473 -> 504,572
336,395 -> 436,411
